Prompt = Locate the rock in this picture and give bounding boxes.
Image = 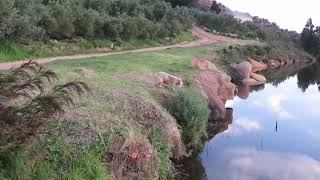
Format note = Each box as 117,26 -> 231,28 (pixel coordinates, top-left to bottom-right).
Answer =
196,62 -> 236,120
249,58 -> 268,72
155,72 -> 183,88
189,57 -> 218,71
269,60 -> 281,68
234,61 -> 252,79
242,78 -> 260,86
250,73 -> 266,83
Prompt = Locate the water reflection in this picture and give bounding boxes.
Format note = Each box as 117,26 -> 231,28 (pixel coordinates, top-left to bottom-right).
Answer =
297,61 -> 320,92
207,108 -> 233,140
186,61 -> 320,180
202,148 -> 320,180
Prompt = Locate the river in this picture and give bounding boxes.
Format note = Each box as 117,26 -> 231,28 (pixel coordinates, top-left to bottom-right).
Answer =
182,61 -> 320,180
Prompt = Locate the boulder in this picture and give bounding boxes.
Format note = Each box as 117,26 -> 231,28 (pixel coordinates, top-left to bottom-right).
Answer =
234,61 -> 252,79
242,78 -> 260,86
196,60 -> 236,120
250,73 -> 266,83
249,58 -> 268,72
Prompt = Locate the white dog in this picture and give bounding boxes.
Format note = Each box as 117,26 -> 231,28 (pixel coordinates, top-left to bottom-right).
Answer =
155,72 -> 183,88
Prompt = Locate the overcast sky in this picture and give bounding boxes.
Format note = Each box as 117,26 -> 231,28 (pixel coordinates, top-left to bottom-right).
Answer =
218,0 -> 320,32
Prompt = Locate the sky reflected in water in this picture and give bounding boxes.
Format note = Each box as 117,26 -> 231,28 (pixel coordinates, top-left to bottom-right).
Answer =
199,65 -> 320,180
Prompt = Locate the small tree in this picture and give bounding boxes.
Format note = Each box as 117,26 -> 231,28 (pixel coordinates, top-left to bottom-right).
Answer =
0,61 -> 90,152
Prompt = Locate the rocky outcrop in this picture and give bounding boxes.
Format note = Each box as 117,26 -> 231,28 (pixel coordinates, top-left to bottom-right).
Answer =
192,58 -> 236,120
232,61 -> 252,79
189,57 -> 217,71
250,73 -> 267,82
249,58 -> 268,72
231,60 -> 267,86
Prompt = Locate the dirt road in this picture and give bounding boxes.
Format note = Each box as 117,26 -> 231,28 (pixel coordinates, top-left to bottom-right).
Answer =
0,27 -> 235,70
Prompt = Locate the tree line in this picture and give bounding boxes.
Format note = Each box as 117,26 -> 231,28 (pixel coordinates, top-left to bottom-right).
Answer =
301,18 -> 320,58
0,0 -> 195,42
0,0 -> 299,45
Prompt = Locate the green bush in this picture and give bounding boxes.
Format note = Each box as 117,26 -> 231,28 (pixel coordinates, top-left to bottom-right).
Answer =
167,89 -> 209,151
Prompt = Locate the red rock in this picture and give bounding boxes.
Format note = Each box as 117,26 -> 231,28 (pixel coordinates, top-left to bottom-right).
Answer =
249,58 -> 268,72
235,61 -> 252,79
250,73 -> 266,83
196,59 -> 236,120
189,57 -> 218,71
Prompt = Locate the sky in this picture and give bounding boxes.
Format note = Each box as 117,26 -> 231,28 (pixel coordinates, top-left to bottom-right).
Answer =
218,0 -> 320,32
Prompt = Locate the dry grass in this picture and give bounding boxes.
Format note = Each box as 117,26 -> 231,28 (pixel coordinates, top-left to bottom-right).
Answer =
109,133 -> 159,180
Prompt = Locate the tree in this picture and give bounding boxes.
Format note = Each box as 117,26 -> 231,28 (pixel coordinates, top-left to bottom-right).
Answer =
301,18 -> 320,57
47,3 -> 75,39
0,61 -> 89,152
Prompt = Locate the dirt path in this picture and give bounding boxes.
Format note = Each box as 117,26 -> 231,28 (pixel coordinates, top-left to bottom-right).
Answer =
0,27 -> 235,70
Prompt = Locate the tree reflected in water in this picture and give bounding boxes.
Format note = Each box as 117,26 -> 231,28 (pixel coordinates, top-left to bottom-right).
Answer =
297,60 -> 320,92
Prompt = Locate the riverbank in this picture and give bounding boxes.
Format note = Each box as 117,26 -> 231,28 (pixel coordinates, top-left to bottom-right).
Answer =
0,31 -> 315,179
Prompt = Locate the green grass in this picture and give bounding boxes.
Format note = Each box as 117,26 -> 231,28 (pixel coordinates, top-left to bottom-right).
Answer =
0,32 -> 196,63
166,88 -> 210,152
0,38 -> 257,179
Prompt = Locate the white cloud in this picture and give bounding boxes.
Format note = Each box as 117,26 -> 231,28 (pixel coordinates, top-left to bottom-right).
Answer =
228,148 -> 320,180
218,0 -> 320,31
205,148 -> 320,180
236,117 -> 261,131
267,94 -> 295,119
224,117 -> 261,135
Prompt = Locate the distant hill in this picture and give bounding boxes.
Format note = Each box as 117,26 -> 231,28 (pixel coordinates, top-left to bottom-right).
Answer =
231,11 -> 253,22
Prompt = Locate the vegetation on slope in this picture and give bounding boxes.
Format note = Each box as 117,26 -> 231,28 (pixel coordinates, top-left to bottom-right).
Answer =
0,40 -> 257,179
0,0 -> 311,62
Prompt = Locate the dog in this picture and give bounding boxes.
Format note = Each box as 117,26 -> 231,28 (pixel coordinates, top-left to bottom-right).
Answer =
155,72 -> 183,88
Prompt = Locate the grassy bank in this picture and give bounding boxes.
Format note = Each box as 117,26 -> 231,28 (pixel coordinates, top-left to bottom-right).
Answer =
1,39 -> 259,179
2,37 -> 308,179
0,32 -> 195,63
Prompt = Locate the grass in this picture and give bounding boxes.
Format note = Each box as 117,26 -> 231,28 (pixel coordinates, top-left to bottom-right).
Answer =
166,88 -> 210,152
0,38 -> 257,179
0,32 -> 196,63
0,120 -> 109,180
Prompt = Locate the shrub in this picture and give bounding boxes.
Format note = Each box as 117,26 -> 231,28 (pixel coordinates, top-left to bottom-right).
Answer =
167,88 -> 209,151
0,61 -> 90,152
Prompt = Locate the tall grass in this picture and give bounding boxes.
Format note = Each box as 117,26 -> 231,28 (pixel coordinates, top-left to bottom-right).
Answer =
167,89 -> 210,152
0,135 -> 109,180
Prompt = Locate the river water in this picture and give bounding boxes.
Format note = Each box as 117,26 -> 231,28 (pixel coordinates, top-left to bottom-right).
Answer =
183,61 -> 320,180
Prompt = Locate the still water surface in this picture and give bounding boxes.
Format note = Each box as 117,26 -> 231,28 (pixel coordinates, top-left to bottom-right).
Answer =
189,62 -> 320,180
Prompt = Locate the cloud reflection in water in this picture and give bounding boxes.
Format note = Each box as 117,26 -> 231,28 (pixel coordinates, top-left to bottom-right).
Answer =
203,148 -> 320,180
